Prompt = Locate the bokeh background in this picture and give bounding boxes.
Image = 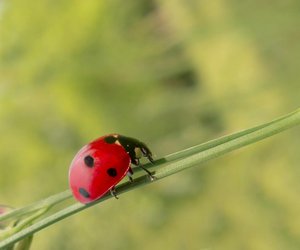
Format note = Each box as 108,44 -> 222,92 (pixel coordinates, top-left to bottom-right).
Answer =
1,1 -> 300,249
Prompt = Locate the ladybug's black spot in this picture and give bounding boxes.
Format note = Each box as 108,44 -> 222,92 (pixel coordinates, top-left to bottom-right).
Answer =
107,168 -> 117,177
84,155 -> 94,167
104,136 -> 117,144
79,188 -> 90,198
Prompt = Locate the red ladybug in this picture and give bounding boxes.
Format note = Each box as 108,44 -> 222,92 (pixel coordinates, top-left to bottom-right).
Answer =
69,134 -> 154,204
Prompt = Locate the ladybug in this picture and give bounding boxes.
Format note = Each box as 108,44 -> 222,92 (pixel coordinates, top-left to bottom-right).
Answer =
69,134 -> 154,204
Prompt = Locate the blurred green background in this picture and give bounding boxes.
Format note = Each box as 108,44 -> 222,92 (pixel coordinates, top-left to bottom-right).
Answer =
1,0 -> 300,249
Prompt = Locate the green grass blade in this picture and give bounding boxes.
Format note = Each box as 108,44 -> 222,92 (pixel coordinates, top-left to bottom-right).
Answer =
0,108 -> 300,248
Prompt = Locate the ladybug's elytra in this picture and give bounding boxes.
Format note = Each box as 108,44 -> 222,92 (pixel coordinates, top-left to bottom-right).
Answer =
69,134 -> 154,204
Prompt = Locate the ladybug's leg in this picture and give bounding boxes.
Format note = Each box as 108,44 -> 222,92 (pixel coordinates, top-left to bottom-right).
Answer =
110,187 -> 119,199
127,167 -> 134,182
134,156 -> 155,181
141,147 -> 154,164
139,165 -> 155,181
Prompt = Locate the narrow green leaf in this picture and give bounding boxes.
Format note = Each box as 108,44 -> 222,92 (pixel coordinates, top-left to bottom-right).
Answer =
0,108 -> 300,249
